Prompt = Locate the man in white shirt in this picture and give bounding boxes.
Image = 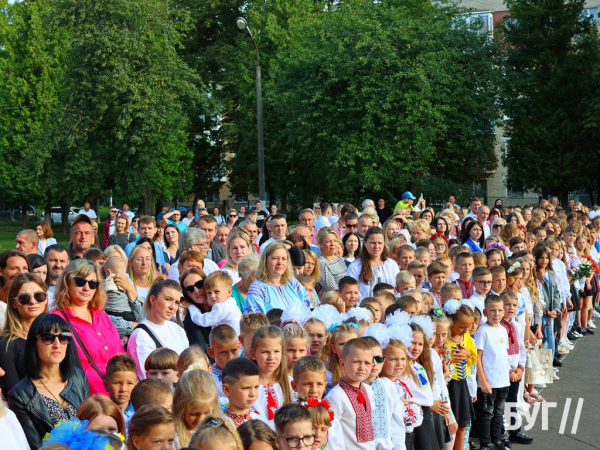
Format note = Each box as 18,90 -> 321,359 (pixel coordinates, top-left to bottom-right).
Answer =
260,215 -> 288,253
78,202 -> 97,220
477,205 -> 491,238
168,228 -> 219,281
122,203 -> 135,220
315,203 -> 333,230
465,197 -> 482,220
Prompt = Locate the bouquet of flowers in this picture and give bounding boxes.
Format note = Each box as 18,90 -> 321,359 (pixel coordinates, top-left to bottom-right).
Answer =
570,259 -> 593,280
582,255 -> 600,275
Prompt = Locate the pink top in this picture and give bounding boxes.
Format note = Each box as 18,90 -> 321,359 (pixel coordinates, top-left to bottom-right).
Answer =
51,308 -> 124,395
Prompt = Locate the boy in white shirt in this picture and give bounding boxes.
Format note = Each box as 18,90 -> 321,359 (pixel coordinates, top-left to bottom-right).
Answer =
187,271 -> 242,334
207,324 -> 240,400
470,266 -> 492,322
474,294 -> 510,450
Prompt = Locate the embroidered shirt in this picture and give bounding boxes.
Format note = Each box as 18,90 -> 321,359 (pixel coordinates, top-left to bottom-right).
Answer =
338,378 -> 375,443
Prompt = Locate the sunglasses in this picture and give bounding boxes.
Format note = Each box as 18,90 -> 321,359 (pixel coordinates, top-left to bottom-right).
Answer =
14,292 -> 47,306
374,355 -> 385,364
184,279 -> 204,295
38,332 -> 72,345
493,224 -> 504,229
346,223 -> 358,229
73,277 -> 100,290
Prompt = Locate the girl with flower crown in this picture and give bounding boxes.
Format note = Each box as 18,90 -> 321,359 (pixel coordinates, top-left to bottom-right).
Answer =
301,397 -> 335,449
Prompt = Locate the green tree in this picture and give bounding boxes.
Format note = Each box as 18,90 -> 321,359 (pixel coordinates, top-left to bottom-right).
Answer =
499,0 -> 600,202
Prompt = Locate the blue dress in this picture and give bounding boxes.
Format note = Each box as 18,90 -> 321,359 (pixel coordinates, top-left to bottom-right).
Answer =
244,278 -> 311,314
464,238 -> 482,253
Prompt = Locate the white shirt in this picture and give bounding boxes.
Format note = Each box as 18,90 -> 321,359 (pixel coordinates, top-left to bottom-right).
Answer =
188,297 -> 241,334
168,257 -> 219,281
370,377 -> 406,450
259,237 -> 277,253
404,362 -> 433,407
506,319 -> 527,370
128,319 -> 189,380
346,259 -> 400,300
254,382 -> 285,431
124,211 -> 135,220
0,302 -> 6,330
78,208 -> 97,219
474,323 -> 510,388
182,217 -> 194,227
0,407 -> 30,450
469,292 -> 487,323
221,267 -> 241,284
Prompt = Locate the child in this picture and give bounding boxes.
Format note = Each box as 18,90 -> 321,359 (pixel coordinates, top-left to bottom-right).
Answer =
463,307 -> 481,450
282,322 -> 309,377
238,420 -> 279,450
103,354 -> 137,432
222,357 -> 262,427
397,295 -> 419,316
436,255 -> 454,280
177,345 -> 210,377
373,282 -> 396,296
525,232 -> 537,251
130,378 -> 174,412
327,323 -> 359,386
173,368 -> 220,448
485,247 -> 504,267
325,338 -> 376,449
426,262 -> 447,306
338,276 -> 360,312
300,397 -> 335,450
443,301 -> 477,450
187,271 -> 242,333
375,292 -> 397,318
454,252 -> 475,298
533,226 -> 547,243
421,291 -> 434,314
304,317 -> 329,363
509,237 -> 526,255
321,290 -> 345,313
363,336 -> 406,449
297,273 -> 319,308
472,252 -> 487,268
274,404 -> 316,450
415,247 -> 432,268
126,404 -> 176,450
397,245 -> 416,270
190,415 -> 244,450
499,291 -> 533,445
360,297 -> 383,323
408,260 -> 428,289
208,324 -> 241,399
292,355 -> 328,401
490,265 -> 507,295
440,282 -> 462,309
470,266 -> 493,320
250,325 -> 293,427
145,347 -> 179,389
240,312 -> 270,359
474,294 -> 510,450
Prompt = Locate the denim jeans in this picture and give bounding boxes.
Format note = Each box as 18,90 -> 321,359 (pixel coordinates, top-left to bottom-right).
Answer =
543,317 -> 555,360
477,386 -> 509,446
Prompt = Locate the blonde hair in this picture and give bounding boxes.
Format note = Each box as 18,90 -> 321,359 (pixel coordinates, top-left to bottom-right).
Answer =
432,315 -> 452,365
327,324 -> 359,386
383,339 -> 418,384
3,274 -> 48,347
190,415 -> 243,450
77,394 -> 126,437
177,345 -> 209,377
303,250 -> 321,281
256,242 -> 294,285
173,369 -> 220,448
306,403 -> 332,427
250,326 -> 292,404
54,259 -> 106,312
282,322 -> 309,346
204,271 -> 233,291
225,230 -> 251,269
104,245 -> 128,262
517,257 -> 540,304
127,245 -> 157,289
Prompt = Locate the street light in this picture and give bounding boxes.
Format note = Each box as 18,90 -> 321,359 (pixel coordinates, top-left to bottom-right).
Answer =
236,17 -> 265,205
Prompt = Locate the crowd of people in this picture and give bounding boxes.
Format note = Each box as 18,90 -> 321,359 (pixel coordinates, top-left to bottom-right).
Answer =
0,192 -> 596,450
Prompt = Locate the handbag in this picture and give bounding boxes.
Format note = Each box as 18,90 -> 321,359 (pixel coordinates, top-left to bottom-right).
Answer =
60,311 -> 106,382
524,344 -> 553,385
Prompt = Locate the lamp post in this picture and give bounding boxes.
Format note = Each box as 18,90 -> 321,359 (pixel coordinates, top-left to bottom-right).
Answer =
236,17 -> 265,204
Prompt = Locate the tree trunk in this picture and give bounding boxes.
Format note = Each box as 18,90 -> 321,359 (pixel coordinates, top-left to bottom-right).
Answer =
21,204 -> 28,230
142,183 -> 153,216
61,202 -> 69,235
588,186 -> 595,208
45,204 -> 52,227
281,191 -> 288,218
94,198 -> 101,222
559,190 -> 569,210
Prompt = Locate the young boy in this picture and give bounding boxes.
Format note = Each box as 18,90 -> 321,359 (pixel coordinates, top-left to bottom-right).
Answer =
397,295 -> 419,316
187,271 -> 242,334
373,282 -> 395,297
325,338 -> 376,449
533,226 -> 547,243
297,273 -> 318,307
274,404 -> 316,450
426,262 -> 447,306
499,292 -> 533,445
145,347 -> 179,389
435,254 -> 454,280
454,252 -> 475,298
222,357 -> 262,427
375,292 -> 397,321
440,282 -> 462,309
472,252 -> 487,268
397,245 -> 415,270
104,354 -> 138,431
414,246 -> 432,268
207,324 -> 241,399
395,271 -> 416,296
449,246 -> 470,282
474,295 -> 510,450
339,276 -> 360,312
408,260 -> 428,289
130,378 -> 173,412
470,266 -> 493,320
509,237 -> 526,255
490,265 -> 507,295
239,313 -> 270,359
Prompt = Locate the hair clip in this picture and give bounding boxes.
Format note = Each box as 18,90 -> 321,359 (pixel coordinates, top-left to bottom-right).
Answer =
443,299 -> 461,315
300,398 -> 335,425
184,363 -> 205,374
200,418 -> 225,429
432,307 -> 444,318
349,322 -> 360,332
461,298 -> 476,311
507,261 -> 521,274
327,322 -> 340,333
432,232 -> 449,244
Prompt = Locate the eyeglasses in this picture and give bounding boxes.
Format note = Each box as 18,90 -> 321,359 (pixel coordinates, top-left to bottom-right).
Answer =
374,355 -> 385,364
132,219 -> 139,223
184,279 -> 204,295
13,292 -> 47,305
73,277 -> 100,290
132,257 -> 153,263
38,332 -> 72,345
474,280 -> 492,286
279,435 -> 316,448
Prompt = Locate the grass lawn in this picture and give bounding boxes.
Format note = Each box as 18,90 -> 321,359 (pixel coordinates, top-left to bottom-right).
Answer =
0,222 -> 72,252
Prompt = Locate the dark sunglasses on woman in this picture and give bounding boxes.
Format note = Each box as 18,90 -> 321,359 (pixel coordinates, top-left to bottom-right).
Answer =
74,277 -> 100,290
38,332 -> 72,345
13,292 -> 47,306
183,279 -> 204,295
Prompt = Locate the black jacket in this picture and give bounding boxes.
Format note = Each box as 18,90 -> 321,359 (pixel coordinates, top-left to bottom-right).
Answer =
8,368 -> 90,450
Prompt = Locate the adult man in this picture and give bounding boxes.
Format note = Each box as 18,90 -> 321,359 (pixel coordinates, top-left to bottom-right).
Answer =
291,225 -> 320,256
44,244 -> 70,305
376,199 -> 392,224
357,214 -> 374,239
15,230 -> 39,255
215,224 -> 230,247
122,203 -> 135,220
332,204 -> 356,237
198,215 -> 226,262
329,203 -> 340,225
156,204 -> 170,222
124,216 -> 166,266
78,202 -> 98,220
568,198 -> 576,211
240,220 -> 259,253
299,208 -> 318,244
167,228 -> 219,281
343,212 -> 359,236
213,207 -> 225,225
361,199 -> 375,211
254,201 -> 269,229
448,195 -> 461,209
477,205 -> 491,238
69,215 -> 94,260
163,209 -> 187,232
315,203 -> 333,230
465,196 -> 482,220
260,214 -> 288,253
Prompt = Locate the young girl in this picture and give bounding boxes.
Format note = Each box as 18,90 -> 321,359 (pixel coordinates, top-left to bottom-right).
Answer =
443,301 -> 476,450
485,248 -> 505,267
575,234 -> 594,332
173,369 -> 220,448
326,323 -> 359,386
300,398 -> 335,450
177,345 -> 211,378
190,415 -> 244,450
304,250 -> 321,282
127,404 -> 176,450
238,419 -> 280,450
360,297 -> 383,323
525,232 -> 537,251
250,325 -> 293,426
282,322 -> 309,377
431,314 -> 452,382
304,317 -> 330,363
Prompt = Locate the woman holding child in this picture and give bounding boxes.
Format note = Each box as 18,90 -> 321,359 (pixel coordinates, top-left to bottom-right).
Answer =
180,267 -> 212,349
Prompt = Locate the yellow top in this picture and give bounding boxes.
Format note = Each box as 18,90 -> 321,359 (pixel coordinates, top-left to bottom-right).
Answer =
447,332 -> 477,381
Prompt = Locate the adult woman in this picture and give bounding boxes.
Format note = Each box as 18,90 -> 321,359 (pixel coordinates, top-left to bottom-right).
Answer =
461,221 -> 484,252
232,254 -> 260,313
130,215 -> 140,236
163,224 -> 181,267
137,236 -> 168,276
77,394 -> 126,437
490,218 -> 507,237
342,232 -> 361,266
127,244 -> 158,304
221,230 -> 252,283
128,279 -> 189,380
0,273 -> 48,394
244,242 -> 311,314
182,209 -> 195,227
346,227 -> 400,299
180,268 -> 210,348
108,215 -> 136,250
431,216 -> 450,238
316,227 -> 348,294
0,249 -> 29,289
27,254 -> 48,285
288,232 -> 310,250
8,313 -> 90,450
227,209 -> 238,228
154,219 -> 167,251
419,209 -> 434,225
50,259 -> 123,395
382,219 -> 401,244
35,222 -> 57,257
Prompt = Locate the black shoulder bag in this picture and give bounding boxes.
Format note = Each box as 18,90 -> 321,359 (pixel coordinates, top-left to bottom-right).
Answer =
60,311 -> 106,382
134,323 -> 163,350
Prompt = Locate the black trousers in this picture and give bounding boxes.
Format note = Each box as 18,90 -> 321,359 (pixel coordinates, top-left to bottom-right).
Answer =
477,386 -> 509,446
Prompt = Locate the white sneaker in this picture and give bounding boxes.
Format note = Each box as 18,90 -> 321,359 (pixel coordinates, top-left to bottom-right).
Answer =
535,383 -> 547,389
589,321 -> 596,329
560,340 -> 574,350
593,310 -> 600,318
553,374 -> 560,381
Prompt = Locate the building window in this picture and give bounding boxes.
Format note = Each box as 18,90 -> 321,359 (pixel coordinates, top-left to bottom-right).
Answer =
583,8 -> 598,23
459,12 -> 494,33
